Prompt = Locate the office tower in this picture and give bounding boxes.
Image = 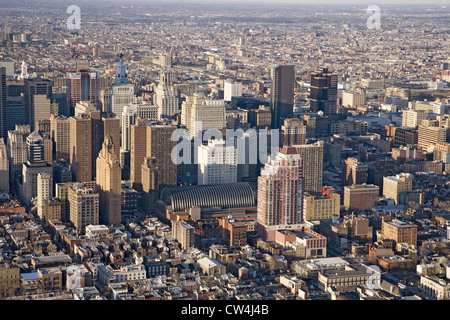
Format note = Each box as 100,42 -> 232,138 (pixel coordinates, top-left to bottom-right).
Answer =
102,115 -> 120,158
281,118 -> 306,146
121,105 -> 136,151
237,131 -> 259,181
418,124 -> 446,151
41,133 -> 53,165
383,173 -> 413,204
341,89 -> 366,108
100,88 -> 112,113
146,123 -> 177,187
74,101 -> 96,117
111,54 -> 136,116
181,93 -> 226,138
198,139 -> 237,186
0,67 -> 6,141
381,215 -> 418,250
402,109 -> 427,129
37,172 -> 53,219
6,125 -> 30,181
141,157 -> 159,214
343,184 -> 380,211
270,64 -> 294,129
22,131 -> 53,206
303,187 -> 340,221
0,138 -> 8,193
256,146 -> 304,241
33,94 -> 51,127
50,114 -> 71,160
159,50 -> 173,68
68,183 -> 99,234
130,118 -> 149,191
294,141 -> 324,195
136,103 -> 158,120
224,80 -> 243,102
24,78 -> 53,132
96,135 -> 121,226
310,67 -> 338,116
70,116 -> 92,182
342,157 -> 368,186
52,86 -> 69,117
155,80 -> 178,119
248,106 -> 272,129
66,68 -> 100,111
171,220 -> 195,250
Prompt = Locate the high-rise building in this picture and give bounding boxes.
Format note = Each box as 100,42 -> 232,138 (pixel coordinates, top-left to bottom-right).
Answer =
381,215 -> 418,250
130,118 -> 149,191
0,138 -> 9,193
224,80 -> 243,102
383,173 -> 413,204
68,183 -> 99,234
70,116 -> 93,182
155,70 -> 179,119
121,105 -> 136,152
37,172 -> 53,219
111,54 -> 136,117
343,184 -> 380,211
257,146 -> 304,241
402,109 -> 427,129
182,93 -> 226,138
342,157 -> 368,186
22,131 -> 53,206
418,124 -> 446,151
171,220 -> 195,250
281,118 -> 306,146
270,64 -> 294,129
66,68 -> 100,112
0,67 -> 6,141
198,139 -> 237,185
310,67 -> 338,116
6,125 -> 30,181
303,187 -> 340,221
96,135 -> 121,226
294,141 -> 324,195
146,123 -> 177,187
50,114 -> 71,160
24,78 -> 53,132
141,157 -> 159,214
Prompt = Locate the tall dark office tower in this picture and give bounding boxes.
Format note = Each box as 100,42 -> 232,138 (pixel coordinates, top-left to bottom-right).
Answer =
270,64 -> 294,129
0,67 -> 6,140
310,67 -> 338,116
24,78 -> 53,132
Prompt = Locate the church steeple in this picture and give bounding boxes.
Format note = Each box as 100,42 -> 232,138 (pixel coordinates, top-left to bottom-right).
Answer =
115,53 -> 128,84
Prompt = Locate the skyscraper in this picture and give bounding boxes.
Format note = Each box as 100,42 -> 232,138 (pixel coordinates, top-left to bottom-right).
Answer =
0,138 -> 9,193
270,64 -> 294,129
130,118 -> 149,191
66,67 -> 100,112
281,118 -> 307,146
68,183 -> 99,234
24,78 -> 53,132
294,141 -> 324,195
141,157 -> 159,214
37,172 -> 53,219
111,54 -> 136,117
342,157 -> 368,187
198,139 -> 237,186
22,131 -> 53,206
310,67 -> 338,116
155,69 -> 179,119
0,67 -> 6,141
256,146 -> 304,241
96,135 -> 121,226
50,114 -> 71,160
70,116 -> 93,182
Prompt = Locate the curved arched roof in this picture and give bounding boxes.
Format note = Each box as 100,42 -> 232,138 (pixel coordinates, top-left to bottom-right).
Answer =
161,182 -> 256,212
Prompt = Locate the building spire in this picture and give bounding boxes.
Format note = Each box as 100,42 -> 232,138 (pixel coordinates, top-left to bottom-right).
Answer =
115,53 -> 128,84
